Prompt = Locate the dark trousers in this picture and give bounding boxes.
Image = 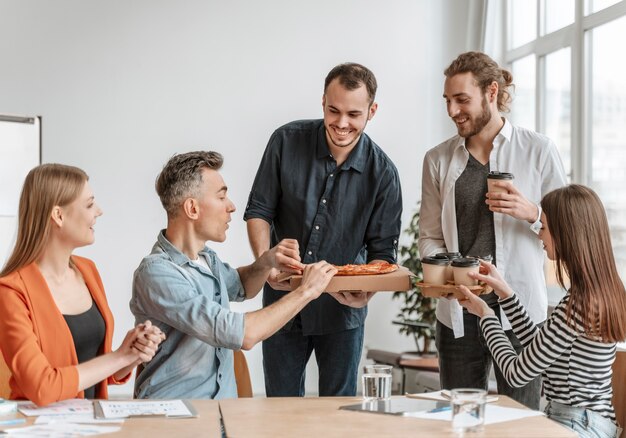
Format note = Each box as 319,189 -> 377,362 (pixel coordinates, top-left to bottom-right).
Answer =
262,320 -> 364,397
436,307 -> 542,410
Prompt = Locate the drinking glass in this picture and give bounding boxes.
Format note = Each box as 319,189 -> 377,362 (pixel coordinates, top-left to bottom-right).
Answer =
450,388 -> 486,433
361,364 -> 392,401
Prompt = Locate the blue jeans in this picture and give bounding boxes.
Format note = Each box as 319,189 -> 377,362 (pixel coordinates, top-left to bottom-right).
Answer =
436,305 -> 542,410
546,401 -> 622,438
262,317 -> 364,397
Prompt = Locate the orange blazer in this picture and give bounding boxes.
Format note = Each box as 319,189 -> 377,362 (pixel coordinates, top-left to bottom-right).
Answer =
0,256 -> 128,405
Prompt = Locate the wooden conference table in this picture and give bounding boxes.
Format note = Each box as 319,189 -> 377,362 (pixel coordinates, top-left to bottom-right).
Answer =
3,396 -> 576,437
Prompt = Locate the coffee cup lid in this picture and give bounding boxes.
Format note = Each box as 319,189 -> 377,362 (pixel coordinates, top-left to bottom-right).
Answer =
451,257 -> 480,268
421,256 -> 450,266
435,252 -> 462,259
487,171 -> 514,180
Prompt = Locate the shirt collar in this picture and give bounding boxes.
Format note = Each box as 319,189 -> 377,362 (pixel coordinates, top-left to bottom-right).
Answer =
315,120 -> 367,173
156,229 -> 214,266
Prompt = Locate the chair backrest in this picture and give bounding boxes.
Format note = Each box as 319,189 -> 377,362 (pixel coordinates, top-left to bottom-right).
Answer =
234,350 -> 252,398
613,349 -> 626,438
0,352 -> 11,399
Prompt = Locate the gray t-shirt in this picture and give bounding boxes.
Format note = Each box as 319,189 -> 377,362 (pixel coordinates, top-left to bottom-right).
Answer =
455,153 -> 497,305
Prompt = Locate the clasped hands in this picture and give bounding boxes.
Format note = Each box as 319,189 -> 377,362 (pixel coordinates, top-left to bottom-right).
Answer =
119,320 -> 166,366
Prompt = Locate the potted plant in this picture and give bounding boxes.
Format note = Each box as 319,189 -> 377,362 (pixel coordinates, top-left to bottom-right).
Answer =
392,202 -> 437,355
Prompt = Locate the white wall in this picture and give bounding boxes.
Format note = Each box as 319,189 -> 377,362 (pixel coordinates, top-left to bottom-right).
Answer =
0,0 -> 468,396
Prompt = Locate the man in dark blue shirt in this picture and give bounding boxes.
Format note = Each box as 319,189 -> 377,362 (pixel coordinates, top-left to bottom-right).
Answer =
244,63 -> 402,397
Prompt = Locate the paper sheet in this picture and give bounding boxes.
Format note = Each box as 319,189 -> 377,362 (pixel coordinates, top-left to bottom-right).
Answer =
1,423 -> 121,436
94,400 -> 195,419
34,414 -> 123,425
18,399 -> 93,417
405,404 -> 544,424
406,390 -> 499,403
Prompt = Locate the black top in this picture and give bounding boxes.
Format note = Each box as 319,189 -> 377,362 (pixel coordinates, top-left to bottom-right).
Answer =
63,301 -> 106,399
244,119 -> 403,335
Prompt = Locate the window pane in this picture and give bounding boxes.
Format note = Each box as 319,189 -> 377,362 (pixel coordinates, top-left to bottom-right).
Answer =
589,15 -> 626,279
544,0 -> 575,34
586,0 -> 622,15
508,0 -> 537,48
545,48 -> 571,177
510,56 -> 536,130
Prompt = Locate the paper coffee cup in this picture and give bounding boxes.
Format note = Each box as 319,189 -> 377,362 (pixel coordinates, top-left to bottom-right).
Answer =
487,171 -> 514,194
451,257 -> 480,286
435,252 -> 461,282
421,256 -> 449,285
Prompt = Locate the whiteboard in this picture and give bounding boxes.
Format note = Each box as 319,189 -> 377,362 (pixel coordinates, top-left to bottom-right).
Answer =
0,115 -> 41,264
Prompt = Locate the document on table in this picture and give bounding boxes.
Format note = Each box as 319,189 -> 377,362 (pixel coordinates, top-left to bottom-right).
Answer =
94,400 -> 196,419
34,414 -> 123,425
406,390 -> 499,403
0,423 -> 121,436
406,404 -> 544,424
17,399 -> 94,417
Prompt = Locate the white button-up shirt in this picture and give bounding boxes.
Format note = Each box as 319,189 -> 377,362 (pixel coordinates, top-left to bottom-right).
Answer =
419,119 -> 567,337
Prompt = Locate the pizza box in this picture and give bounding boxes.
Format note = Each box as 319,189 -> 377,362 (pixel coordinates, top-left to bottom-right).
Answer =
277,266 -> 414,293
417,281 -> 492,300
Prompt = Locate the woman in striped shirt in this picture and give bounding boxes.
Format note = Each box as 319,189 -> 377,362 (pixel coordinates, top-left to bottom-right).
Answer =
459,184 -> 626,438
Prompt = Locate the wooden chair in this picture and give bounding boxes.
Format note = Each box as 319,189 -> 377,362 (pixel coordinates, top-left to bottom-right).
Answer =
0,352 -> 11,399
234,350 -> 252,398
613,349 -> 626,438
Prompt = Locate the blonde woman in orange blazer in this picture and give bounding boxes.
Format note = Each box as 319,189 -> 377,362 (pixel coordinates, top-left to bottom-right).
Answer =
0,164 -> 164,406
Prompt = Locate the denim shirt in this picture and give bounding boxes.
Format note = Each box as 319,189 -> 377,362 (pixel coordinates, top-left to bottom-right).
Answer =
244,119 -> 402,335
130,230 -> 245,399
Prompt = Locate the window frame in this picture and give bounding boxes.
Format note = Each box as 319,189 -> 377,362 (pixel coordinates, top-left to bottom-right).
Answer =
502,0 -> 626,183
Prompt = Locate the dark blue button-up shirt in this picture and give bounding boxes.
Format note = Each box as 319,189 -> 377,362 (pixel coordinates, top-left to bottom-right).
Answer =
244,119 -> 402,335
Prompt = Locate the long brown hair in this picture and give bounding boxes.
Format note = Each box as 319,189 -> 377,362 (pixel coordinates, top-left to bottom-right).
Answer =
444,51 -> 514,113
541,184 -> 626,342
0,164 -> 88,277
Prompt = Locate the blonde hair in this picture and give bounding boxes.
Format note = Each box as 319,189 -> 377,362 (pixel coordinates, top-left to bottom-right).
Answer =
0,164 -> 88,277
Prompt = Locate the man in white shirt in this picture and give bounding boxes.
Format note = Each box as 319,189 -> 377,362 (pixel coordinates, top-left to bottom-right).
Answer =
419,51 -> 566,409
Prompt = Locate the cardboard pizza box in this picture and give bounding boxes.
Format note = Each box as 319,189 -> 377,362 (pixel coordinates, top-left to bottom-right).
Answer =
277,266 -> 414,293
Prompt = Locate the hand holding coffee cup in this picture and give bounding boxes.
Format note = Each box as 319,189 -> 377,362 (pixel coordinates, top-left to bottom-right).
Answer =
486,171 -> 539,222
467,260 -> 514,300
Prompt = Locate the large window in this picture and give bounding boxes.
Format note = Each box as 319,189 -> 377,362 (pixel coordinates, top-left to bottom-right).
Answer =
502,0 -> 626,281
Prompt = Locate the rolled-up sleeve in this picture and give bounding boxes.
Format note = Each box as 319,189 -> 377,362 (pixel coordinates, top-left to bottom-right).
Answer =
365,165 -> 403,263
132,260 -> 245,350
243,131 -> 282,223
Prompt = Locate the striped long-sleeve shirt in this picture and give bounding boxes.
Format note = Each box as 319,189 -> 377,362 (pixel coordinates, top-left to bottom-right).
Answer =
480,293 -> 616,420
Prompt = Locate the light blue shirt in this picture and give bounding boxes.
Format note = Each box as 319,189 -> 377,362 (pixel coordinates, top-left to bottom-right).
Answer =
130,230 -> 245,399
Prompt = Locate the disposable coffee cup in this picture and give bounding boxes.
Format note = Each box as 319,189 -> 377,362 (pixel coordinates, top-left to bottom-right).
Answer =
421,256 -> 449,285
435,252 -> 461,282
451,257 -> 480,286
487,171 -> 514,194
467,254 -> 493,264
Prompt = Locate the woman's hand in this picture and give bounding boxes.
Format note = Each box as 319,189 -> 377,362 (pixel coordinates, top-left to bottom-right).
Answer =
469,260 -> 515,300
117,320 -> 165,366
458,286 -> 495,318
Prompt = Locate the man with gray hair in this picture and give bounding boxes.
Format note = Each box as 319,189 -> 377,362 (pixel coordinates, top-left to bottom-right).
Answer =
130,151 -> 336,399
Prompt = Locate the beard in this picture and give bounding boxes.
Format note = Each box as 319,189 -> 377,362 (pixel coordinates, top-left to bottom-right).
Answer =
457,96 -> 491,139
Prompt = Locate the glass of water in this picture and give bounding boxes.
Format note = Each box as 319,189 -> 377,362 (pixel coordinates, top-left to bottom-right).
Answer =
361,364 -> 392,401
450,388 -> 486,433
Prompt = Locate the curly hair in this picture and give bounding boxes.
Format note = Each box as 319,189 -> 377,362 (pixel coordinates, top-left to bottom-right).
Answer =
444,51 -> 514,113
